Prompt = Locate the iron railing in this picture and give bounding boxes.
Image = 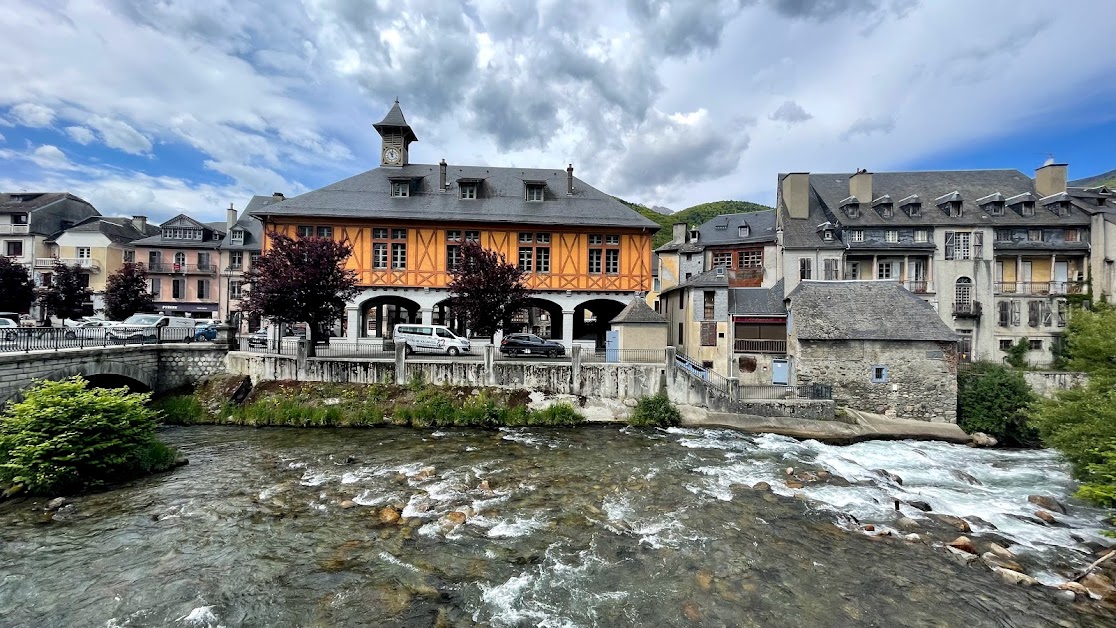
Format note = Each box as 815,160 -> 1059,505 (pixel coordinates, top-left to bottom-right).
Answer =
738,384 -> 833,400
0,325 -> 212,353
733,339 -> 787,354
144,262 -> 217,274
581,348 -> 667,363
952,301 -> 982,318
903,280 -> 930,293
994,281 -> 1087,295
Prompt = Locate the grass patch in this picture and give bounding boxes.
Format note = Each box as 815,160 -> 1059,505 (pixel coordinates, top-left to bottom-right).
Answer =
628,392 -> 682,428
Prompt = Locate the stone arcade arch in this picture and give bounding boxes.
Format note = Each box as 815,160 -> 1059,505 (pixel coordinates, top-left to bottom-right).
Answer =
573,298 -> 628,348
360,295 -> 422,338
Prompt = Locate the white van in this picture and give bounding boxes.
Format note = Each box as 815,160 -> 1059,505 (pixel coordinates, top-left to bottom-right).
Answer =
107,313 -> 196,343
393,324 -> 472,356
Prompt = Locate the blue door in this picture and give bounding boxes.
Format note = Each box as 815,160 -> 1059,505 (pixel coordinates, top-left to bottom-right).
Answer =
771,359 -> 789,385
605,330 -> 619,363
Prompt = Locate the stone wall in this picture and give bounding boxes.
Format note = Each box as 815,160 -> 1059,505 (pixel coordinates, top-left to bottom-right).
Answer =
665,364 -> 834,421
793,339 -> 958,423
1023,370 -> 1089,398
157,346 -> 232,392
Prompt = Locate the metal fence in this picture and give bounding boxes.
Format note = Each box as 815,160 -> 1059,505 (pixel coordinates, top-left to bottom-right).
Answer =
0,325 -> 209,353
738,384 -> 832,400
580,348 -> 668,364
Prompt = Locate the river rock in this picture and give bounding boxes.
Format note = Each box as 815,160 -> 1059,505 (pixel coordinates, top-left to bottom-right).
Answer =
817,471 -> 830,479
862,524 -> 875,532
695,570 -> 713,590
46,497 -> 68,511
988,543 -> 1016,560
1055,589 -> 1077,603
445,511 -> 467,525
752,482 -> 771,492
945,546 -> 978,565
340,500 -> 356,509
903,533 -> 922,543
993,567 -> 1038,586
950,470 -> 983,486
947,536 -> 977,555
1028,495 -> 1067,514
964,516 -> 997,530
906,500 -> 932,512
378,506 -> 401,525
873,469 -> 903,485
415,466 -> 436,481
931,514 -> 971,533
969,433 -> 998,448
1034,510 -> 1058,525
681,601 -> 702,622
1057,581 -> 1090,596
981,552 -> 1024,573
1081,573 -> 1116,599
896,516 -> 920,532
784,467 -> 794,476
785,480 -> 804,490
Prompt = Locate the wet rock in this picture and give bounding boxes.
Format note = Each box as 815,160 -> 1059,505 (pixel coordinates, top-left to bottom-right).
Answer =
950,470 -> 983,486
817,471 -> 830,479
173,456 -> 189,468
752,482 -> 771,492
1034,510 -> 1058,525
1057,581 -> 1089,597
1081,573 -> 1116,599
981,552 -> 1024,573
695,570 -> 713,590
681,601 -> 702,622
930,514 -> 971,533
1055,589 -> 1077,603
1005,513 -> 1048,527
415,466 -> 436,481
947,536 -> 977,555
873,469 -> 903,485
46,497 -> 68,511
895,516 -> 920,532
784,467 -> 794,476
964,516 -> 998,530
1028,495 -> 1067,514
903,533 -> 922,543
993,567 -> 1038,586
761,493 -> 778,503
969,432 -> 998,448
906,500 -> 932,512
344,454 -> 357,465
785,480 -> 804,490
862,524 -> 876,532
340,500 -> 356,509
945,546 -> 978,565
477,479 -> 492,492
988,543 -> 1017,561
378,506 -> 401,525
445,511 -> 467,525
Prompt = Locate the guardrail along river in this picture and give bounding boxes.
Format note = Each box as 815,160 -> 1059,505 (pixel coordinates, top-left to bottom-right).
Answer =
1,426 -> 1113,627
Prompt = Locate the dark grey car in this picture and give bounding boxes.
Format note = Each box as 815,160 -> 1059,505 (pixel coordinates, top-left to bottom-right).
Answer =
499,333 -> 566,358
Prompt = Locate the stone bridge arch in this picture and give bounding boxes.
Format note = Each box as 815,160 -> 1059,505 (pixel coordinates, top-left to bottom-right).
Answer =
43,360 -> 155,393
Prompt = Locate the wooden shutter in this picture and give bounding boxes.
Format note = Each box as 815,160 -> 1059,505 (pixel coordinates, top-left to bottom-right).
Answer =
1011,300 -> 1021,326
944,231 -> 956,259
973,231 -> 984,259
700,321 -> 717,346
997,301 -> 1010,327
1042,302 -> 1053,326
1028,301 -> 1040,327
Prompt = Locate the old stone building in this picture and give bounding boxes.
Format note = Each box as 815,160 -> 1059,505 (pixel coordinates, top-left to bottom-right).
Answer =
786,281 -> 958,422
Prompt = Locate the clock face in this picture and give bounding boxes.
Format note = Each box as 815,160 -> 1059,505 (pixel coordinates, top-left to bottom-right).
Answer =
384,147 -> 401,164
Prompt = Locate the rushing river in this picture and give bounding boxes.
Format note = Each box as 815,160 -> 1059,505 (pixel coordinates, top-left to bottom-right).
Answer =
1,426 -> 1114,627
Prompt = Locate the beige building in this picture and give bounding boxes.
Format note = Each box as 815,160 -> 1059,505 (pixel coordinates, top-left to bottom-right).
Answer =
219,195 -> 272,330
609,298 -> 667,352
47,216 -> 158,312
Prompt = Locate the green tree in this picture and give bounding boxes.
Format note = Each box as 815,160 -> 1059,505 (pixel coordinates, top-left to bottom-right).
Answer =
448,241 -> 530,339
103,262 -> 154,321
243,233 -> 360,353
0,377 -> 177,495
616,198 -> 774,249
0,256 -> 34,314
1031,302 -> 1116,506
37,261 -> 92,321
628,392 -> 683,428
956,363 -> 1037,446
1003,338 -> 1029,369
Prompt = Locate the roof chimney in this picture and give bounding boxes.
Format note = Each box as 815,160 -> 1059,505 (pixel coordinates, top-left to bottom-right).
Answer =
226,203 -> 237,231
781,173 -> 810,219
672,222 -> 688,244
849,169 -> 872,205
566,163 -> 574,196
131,215 -> 148,234
272,192 -> 285,201
439,159 -> 448,192
1035,161 -> 1068,198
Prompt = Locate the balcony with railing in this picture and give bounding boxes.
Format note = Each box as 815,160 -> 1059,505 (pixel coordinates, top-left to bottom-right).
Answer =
902,280 -> 931,294
34,257 -> 101,272
0,224 -> 30,235
994,281 -> 1087,296
733,338 -> 788,354
144,262 -> 217,275
952,301 -> 982,318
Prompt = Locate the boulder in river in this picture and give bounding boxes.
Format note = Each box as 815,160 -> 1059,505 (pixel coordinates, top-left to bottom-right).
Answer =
906,500 -> 932,512
949,470 -> 983,486
1028,495 -> 1067,514
873,469 -> 903,486
969,433 -> 998,448
340,500 -> 356,509
930,514 -> 971,533
945,546 -> 978,565
947,536 -> 977,555
785,480 -> 804,490
987,543 -> 1016,561
378,506 -> 402,525
445,511 -> 467,525
46,497 -> 68,511
992,567 -> 1038,586
895,516 -> 920,532
980,552 -> 1024,573
1057,581 -> 1090,597
752,482 -> 771,492
1034,510 -> 1058,525
1081,573 -> 1116,599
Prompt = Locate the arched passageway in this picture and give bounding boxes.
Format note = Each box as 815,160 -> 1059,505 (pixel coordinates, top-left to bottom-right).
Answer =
510,298 -> 563,339
574,298 -> 627,348
361,296 -> 421,338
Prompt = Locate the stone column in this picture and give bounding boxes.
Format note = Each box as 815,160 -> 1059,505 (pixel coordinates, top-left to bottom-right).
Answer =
562,310 -> 575,348
421,308 -> 433,325
346,306 -> 360,342
1016,255 -> 1023,293
395,342 -> 406,386
571,344 -> 582,395
483,344 -> 496,387
727,377 -> 740,403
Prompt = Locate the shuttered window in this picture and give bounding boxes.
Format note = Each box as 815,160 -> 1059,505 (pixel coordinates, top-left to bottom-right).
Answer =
700,321 -> 717,346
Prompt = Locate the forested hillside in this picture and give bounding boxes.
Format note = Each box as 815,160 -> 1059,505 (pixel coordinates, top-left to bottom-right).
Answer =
617,198 -> 773,249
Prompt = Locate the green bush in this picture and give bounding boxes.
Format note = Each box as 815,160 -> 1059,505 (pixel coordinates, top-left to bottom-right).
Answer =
153,395 -> 204,425
1004,338 -> 1029,369
523,402 -> 584,427
628,393 -> 682,428
0,377 -> 178,495
956,363 -> 1037,446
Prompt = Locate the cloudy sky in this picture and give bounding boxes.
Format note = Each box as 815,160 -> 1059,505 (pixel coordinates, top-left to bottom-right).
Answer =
1,0 -> 1114,223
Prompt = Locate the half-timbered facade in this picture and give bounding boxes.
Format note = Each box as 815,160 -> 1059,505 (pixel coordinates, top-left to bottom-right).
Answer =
250,102 -> 659,345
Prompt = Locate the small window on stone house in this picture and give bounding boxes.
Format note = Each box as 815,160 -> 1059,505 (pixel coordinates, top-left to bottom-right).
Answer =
870,365 -> 888,383
999,339 -> 1013,351
738,225 -> 750,238
703,291 -> 716,319
1029,339 -> 1043,351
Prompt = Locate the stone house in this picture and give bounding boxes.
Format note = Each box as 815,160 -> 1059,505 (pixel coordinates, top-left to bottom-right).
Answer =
609,298 -> 667,352
785,280 -> 959,422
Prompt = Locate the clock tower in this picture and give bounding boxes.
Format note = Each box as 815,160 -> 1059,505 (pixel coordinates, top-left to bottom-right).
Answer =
373,99 -> 417,167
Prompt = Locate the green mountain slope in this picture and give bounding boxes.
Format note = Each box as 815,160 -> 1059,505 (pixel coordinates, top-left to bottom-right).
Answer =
617,198 -> 774,249
1069,168 -> 1116,189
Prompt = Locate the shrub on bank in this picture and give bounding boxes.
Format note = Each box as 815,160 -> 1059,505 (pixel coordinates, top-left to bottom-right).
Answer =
956,363 -> 1037,446
628,392 -> 682,428
0,377 -> 178,495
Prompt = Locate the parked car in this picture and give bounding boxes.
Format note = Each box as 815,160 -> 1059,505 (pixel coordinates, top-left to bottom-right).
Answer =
193,322 -> 218,342
393,324 -> 471,356
106,314 -> 195,343
0,317 -> 18,341
245,326 -> 301,349
499,333 -> 566,358
64,319 -> 114,340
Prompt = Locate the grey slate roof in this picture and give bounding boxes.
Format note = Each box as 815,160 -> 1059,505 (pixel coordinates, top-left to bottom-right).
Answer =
57,216 -> 157,244
249,164 -> 660,230
729,279 -> 786,316
786,280 -> 957,342
610,298 -> 667,325
0,192 -> 99,236
655,210 -> 777,253
659,267 -> 728,295
220,196 -> 269,251
373,101 -> 417,143
130,213 -> 226,249
780,170 -> 1092,249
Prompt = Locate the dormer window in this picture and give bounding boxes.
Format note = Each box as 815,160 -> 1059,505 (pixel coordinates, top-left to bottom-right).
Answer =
1047,201 -> 1070,217
231,229 -> 244,245
880,204 -> 893,218
460,183 -> 477,199
977,193 -> 1005,216
390,181 -> 410,197
822,229 -> 835,242
1022,202 -> 1035,217
839,196 -> 860,218
872,195 -> 893,218
689,229 -> 699,242
738,224 -> 750,238
163,227 -> 202,240
988,202 -> 1004,216
897,195 -> 921,218
935,192 -> 962,217
525,182 -> 545,202
849,229 -> 865,242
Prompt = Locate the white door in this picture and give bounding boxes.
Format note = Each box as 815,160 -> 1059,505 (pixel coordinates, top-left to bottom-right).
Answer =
1021,261 -> 1032,292
1054,262 -> 1069,293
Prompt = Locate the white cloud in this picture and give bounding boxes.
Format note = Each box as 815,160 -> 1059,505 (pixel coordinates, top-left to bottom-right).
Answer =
9,103 -> 55,127
0,131 -> 5,142
30,145 -> 74,169
87,116 -> 152,154
65,125 -> 96,145
770,100 -> 813,124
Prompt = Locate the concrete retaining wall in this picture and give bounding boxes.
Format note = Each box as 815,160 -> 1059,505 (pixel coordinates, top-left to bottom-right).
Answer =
1023,371 -> 1089,398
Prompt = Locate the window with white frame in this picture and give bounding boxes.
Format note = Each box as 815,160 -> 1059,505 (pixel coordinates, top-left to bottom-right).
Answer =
849,229 -> 864,242
231,229 -> 244,245
460,183 -> 477,199
914,229 -> 928,243
229,280 -> 242,299
525,184 -> 544,201
230,251 -> 243,269
737,250 -> 762,268
885,230 -> 898,243
390,181 -> 410,197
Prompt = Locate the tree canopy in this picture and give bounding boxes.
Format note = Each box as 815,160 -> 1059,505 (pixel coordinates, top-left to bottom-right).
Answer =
615,198 -> 774,249
448,241 -> 530,339
37,261 -> 92,321
0,256 -> 34,314
243,233 -> 360,342
103,263 -> 154,321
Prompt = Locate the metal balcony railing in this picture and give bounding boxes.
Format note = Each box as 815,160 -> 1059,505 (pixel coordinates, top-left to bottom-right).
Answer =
144,262 -> 217,274
994,281 -> 1087,295
952,301 -> 982,318
903,280 -> 930,294
34,258 -> 101,272
733,339 -> 787,354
